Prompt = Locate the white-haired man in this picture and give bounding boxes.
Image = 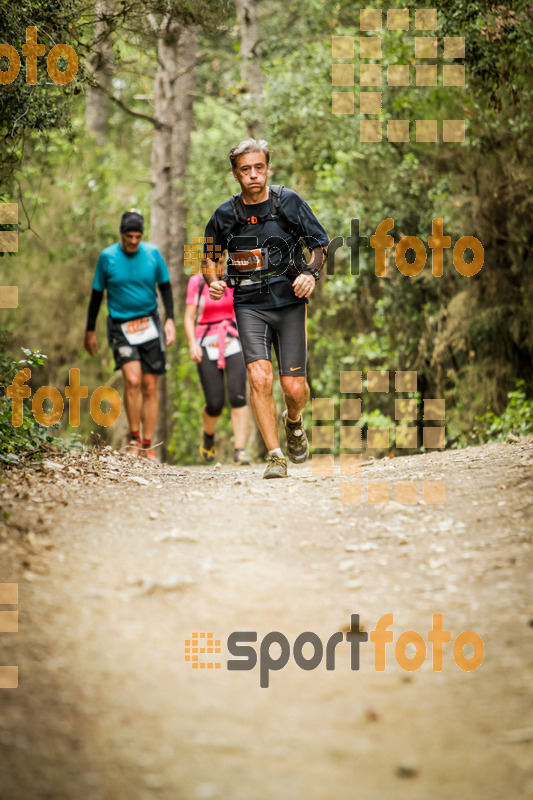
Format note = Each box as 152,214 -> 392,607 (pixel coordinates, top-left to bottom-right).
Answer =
201,139 -> 329,479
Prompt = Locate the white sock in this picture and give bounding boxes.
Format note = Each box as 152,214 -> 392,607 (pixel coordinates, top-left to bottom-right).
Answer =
287,415 -> 301,424
268,448 -> 284,458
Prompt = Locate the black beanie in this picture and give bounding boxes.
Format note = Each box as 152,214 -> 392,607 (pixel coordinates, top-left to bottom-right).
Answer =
120,211 -> 144,234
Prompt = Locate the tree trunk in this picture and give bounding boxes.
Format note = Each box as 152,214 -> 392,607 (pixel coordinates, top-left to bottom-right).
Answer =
150,19 -> 197,460
85,0 -> 114,145
235,0 -> 262,137
150,19 -> 197,307
235,0 -> 265,457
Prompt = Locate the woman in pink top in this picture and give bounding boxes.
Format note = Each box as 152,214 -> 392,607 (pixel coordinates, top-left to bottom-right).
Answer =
184,273 -> 251,465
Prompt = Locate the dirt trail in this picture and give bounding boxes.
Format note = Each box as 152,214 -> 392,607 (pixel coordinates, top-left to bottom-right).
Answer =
1,440 -> 532,800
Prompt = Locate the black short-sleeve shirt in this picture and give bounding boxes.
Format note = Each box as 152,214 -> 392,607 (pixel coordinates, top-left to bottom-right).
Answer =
204,187 -> 329,309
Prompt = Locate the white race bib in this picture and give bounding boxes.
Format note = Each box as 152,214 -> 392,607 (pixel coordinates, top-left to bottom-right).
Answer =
201,333 -> 242,361
121,316 -> 159,345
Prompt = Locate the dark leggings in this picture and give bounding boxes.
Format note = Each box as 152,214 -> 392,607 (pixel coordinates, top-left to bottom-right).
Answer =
197,348 -> 247,418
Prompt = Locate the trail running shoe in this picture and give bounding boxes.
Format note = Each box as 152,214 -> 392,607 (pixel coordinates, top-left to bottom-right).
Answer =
282,409 -> 309,464
233,449 -> 252,466
263,453 -> 288,479
200,433 -> 215,464
140,447 -> 160,463
124,439 -> 141,457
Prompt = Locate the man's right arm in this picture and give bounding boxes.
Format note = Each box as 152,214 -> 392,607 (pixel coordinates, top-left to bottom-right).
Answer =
84,290 -> 103,356
86,289 -> 103,332
85,253 -> 106,356
200,257 -> 227,300
201,213 -> 227,298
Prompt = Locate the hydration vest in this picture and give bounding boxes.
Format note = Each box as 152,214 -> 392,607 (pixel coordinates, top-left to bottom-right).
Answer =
225,185 -> 307,284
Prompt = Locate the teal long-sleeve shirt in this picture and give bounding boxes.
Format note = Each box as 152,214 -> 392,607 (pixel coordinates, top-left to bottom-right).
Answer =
92,241 -> 170,320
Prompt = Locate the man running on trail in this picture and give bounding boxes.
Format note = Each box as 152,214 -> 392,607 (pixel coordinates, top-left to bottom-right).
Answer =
201,139 -> 329,479
84,210 -> 175,462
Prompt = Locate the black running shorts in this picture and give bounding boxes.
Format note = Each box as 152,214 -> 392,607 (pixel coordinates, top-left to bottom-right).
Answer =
234,303 -> 307,376
107,314 -> 167,374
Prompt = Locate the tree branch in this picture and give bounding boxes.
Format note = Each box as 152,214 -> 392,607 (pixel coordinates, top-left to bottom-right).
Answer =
92,81 -> 165,128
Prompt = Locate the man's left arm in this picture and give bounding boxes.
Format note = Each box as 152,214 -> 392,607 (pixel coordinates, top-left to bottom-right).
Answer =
154,248 -> 175,346
157,281 -> 175,346
292,246 -> 328,298
292,197 -> 329,298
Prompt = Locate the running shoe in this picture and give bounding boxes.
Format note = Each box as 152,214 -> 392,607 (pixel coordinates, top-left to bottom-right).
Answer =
140,447 -> 160,463
233,449 -> 252,466
124,439 -> 141,457
200,432 -> 215,464
282,409 -> 309,464
263,453 -> 288,479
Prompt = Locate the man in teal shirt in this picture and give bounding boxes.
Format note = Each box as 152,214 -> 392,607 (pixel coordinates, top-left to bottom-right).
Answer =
84,211 -> 175,461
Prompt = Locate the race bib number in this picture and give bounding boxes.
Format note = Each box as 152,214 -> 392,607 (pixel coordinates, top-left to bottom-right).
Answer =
230,247 -> 268,271
201,334 -> 242,361
121,316 -> 159,345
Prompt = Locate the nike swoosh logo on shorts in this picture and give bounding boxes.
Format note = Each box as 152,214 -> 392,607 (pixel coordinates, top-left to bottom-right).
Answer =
290,366 -> 302,372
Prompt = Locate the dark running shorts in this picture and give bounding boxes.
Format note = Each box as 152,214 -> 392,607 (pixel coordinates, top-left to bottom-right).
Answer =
234,302 -> 307,376
107,314 -> 167,374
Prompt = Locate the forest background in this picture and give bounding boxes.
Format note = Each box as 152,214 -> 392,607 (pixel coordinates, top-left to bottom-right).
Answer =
1,0 -> 532,464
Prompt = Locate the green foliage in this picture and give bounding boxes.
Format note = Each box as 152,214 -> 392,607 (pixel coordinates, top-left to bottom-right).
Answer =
0,0 -> 86,189
257,0 -> 533,447
2,118 -> 154,447
0,344 -> 66,464
2,0 -> 532,464
475,381 -> 533,442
